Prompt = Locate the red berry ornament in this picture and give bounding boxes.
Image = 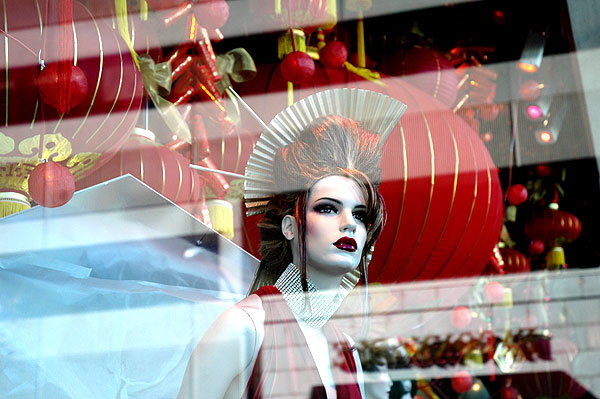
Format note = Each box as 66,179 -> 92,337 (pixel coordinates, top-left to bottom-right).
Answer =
319,41 -> 348,68
28,161 -> 76,208
451,306 -> 472,329
529,239 -> 545,255
484,281 -> 505,303
37,63 -> 88,113
478,103 -> 500,121
506,184 -> 528,205
280,51 -> 315,84
451,371 -> 473,393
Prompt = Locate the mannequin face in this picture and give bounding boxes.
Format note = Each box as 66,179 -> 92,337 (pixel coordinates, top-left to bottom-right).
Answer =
303,175 -> 368,279
364,365 -> 393,399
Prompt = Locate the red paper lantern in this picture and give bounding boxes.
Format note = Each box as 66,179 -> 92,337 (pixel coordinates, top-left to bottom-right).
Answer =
379,47 -> 459,107
500,248 -> 530,273
37,64 -> 88,112
193,0 -> 230,29
506,184 -> 528,205
236,63 -> 503,283
27,161 -> 75,208
0,0 -> 142,214
280,52 -> 316,84
451,371 -> 473,393
524,209 -> 582,243
76,130 -> 197,206
451,306 -> 472,329
319,41 -> 348,68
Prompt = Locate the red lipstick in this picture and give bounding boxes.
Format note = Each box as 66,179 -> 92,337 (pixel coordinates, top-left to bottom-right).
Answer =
334,237 -> 357,252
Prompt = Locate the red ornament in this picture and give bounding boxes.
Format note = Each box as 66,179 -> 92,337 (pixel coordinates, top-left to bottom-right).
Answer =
478,103 -> 500,121
535,163 -> 552,177
280,51 -> 315,84
236,65 -> 503,283
519,79 -> 542,101
484,280 -> 505,303
27,161 -> 75,208
451,371 -> 473,393
75,130 -> 198,206
193,0 -> 230,29
500,248 -> 530,273
37,64 -> 88,112
319,41 -> 348,68
529,239 -> 545,255
501,386 -> 520,399
379,47 -> 459,107
506,184 -> 528,205
524,209 -> 582,243
451,306 -> 472,329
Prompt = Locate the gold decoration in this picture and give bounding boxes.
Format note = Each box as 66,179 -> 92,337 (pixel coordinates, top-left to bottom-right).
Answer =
207,199 -> 234,240
0,192 -> 30,218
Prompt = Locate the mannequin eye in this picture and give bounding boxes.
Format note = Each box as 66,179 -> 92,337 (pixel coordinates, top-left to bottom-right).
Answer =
314,203 -> 338,214
353,210 -> 367,223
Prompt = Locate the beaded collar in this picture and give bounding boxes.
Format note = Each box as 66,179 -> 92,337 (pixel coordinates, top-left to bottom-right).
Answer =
274,263 -> 346,329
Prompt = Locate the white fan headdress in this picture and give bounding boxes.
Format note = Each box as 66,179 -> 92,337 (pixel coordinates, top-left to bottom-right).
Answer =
243,88 -> 407,216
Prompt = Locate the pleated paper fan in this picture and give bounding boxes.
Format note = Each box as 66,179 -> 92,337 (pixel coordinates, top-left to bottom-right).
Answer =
244,88 -> 407,216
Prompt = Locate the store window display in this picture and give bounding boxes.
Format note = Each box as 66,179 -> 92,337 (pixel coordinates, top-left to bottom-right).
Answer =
177,88 -> 406,398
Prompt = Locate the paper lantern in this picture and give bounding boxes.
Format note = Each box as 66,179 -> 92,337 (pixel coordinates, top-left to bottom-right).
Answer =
379,47 -> 459,107
27,161 -> 75,208
499,248 -> 530,274
0,0 -> 142,216
75,129 -> 197,206
236,63 -> 503,283
37,64 -> 88,112
319,41 -> 348,68
280,52 -> 316,84
524,208 -> 582,244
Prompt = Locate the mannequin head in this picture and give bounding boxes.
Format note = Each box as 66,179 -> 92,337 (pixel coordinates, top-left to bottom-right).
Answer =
250,114 -> 385,292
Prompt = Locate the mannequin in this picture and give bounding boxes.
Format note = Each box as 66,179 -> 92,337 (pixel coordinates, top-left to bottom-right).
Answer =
178,89 -> 406,399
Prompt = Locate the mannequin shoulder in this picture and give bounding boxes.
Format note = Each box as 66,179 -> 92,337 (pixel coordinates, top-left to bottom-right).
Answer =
210,294 -> 266,342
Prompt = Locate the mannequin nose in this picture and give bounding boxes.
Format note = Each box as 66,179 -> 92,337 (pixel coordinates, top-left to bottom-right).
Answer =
340,209 -> 357,232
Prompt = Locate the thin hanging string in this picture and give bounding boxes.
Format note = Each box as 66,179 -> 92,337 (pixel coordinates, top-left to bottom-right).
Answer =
0,29 -> 39,58
57,0 -> 74,114
37,0 -> 51,162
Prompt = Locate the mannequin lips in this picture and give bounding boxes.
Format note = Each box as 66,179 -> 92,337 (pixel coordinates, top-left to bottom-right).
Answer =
333,237 -> 357,252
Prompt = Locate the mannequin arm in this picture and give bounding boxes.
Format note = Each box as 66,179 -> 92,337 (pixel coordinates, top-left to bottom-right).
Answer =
177,294 -> 265,399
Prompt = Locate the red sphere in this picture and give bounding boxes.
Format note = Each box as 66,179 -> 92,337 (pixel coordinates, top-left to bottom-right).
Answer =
519,79 -> 542,101
193,0 -> 230,29
37,63 -> 88,112
529,239 -> 545,255
500,248 -> 530,273
451,371 -> 473,393
506,184 -> 528,205
484,281 -> 505,303
451,306 -> 472,329
28,161 -> 75,208
280,52 -> 315,84
478,103 -> 500,121
319,41 -> 348,68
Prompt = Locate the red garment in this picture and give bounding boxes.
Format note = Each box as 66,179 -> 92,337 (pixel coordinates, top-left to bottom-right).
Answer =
245,285 -> 362,399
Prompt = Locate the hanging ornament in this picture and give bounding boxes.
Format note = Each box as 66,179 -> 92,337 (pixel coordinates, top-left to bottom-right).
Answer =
193,0 -> 230,29
37,64 -> 88,112
280,51 -> 315,84
319,40 -> 348,68
484,280 -> 506,304
451,306 -> 472,329
528,240 -> 545,255
499,248 -> 530,273
27,161 -> 75,208
506,184 -> 528,206
451,370 -> 473,393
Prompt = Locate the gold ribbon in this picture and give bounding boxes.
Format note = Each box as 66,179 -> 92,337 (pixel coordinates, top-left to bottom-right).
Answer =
344,62 -> 386,87
215,48 -> 257,125
138,55 -> 191,143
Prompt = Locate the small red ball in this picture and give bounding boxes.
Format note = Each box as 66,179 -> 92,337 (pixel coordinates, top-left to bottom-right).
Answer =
519,79 -> 542,101
28,161 -> 75,208
194,0 -> 230,29
536,163 -> 552,177
319,41 -> 348,68
478,103 -> 500,121
506,184 -> 528,205
451,371 -> 473,393
451,306 -> 472,329
37,63 -> 88,112
529,240 -> 545,255
280,51 -> 315,84
484,281 -> 505,303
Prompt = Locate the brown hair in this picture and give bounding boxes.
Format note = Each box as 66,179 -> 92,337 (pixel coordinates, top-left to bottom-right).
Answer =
248,114 -> 386,293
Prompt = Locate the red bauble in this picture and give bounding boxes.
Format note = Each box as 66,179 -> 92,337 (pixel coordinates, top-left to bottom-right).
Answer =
319,41 -> 348,68
37,64 -> 88,112
451,371 -> 473,393
500,247 -> 530,273
484,280 -> 505,303
506,184 -> 528,205
478,103 -> 500,121
529,239 -> 545,255
280,52 -> 315,84
379,47 -> 458,107
193,0 -> 230,29
27,161 -> 75,208
76,130 -> 198,205
451,306 -> 472,329
236,65 -> 503,283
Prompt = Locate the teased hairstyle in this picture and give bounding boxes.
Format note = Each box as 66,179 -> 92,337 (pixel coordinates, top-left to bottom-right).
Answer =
248,114 -> 386,293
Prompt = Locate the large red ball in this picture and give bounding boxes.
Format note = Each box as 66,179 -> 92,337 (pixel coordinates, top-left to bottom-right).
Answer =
319,41 -> 348,68
451,306 -> 472,329
451,371 -> 473,393
506,184 -> 528,205
37,64 -> 88,112
28,161 -> 75,208
280,52 -> 315,84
